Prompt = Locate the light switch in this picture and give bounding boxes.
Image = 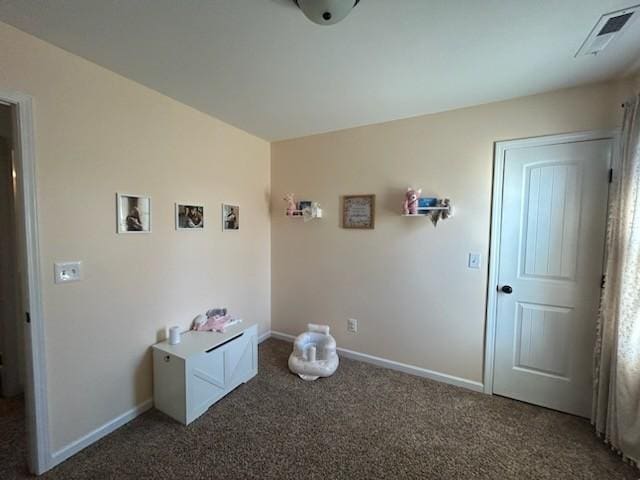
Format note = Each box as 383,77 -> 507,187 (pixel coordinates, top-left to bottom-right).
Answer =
54,261 -> 82,284
468,253 -> 481,269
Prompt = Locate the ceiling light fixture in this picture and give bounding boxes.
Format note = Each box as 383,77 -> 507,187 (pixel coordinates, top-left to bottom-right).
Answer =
294,0 -> 360,26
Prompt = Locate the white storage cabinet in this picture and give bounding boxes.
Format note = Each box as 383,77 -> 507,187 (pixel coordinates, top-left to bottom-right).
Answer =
152,322 -> 258,425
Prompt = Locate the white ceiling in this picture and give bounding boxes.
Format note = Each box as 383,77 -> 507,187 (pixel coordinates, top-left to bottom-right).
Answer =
1,0 -> 639,141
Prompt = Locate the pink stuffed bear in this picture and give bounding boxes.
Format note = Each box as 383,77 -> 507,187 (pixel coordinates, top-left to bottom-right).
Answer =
284,193 -> 297,216
403,187 -> 422,215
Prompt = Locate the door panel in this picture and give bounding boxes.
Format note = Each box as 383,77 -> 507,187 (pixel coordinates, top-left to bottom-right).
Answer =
189,348 -> 226,414
514,302 -> 572,378
225,332 -> 255,387
521,162 -> 581,281
493,139 -> 611,417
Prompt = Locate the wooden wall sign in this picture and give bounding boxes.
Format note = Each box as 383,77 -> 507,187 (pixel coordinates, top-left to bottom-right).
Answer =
342,194 -> 375,229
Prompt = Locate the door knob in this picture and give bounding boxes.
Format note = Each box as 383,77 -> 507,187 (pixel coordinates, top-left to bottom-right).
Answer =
500,285 -> 513,294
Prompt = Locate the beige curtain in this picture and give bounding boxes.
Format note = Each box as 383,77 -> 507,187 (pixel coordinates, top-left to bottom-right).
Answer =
592,94 -> 640,466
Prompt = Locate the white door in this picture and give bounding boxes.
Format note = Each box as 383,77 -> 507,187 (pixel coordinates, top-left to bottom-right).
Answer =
492,138 -> 611,417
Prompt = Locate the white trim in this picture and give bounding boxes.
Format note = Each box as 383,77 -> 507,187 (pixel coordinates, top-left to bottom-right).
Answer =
258,330 -> 271,344
47,330 -> 294,468
0,90 -> 50,474
484,129 -> 618,395
269,331 -> 295,342
269,331 -> 484,392
50,399 -> 153,468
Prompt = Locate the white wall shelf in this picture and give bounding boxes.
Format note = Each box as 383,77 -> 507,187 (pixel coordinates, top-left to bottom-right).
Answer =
402,206 -> 450,216
284,205 -> 323,221
402,199 -> 453,225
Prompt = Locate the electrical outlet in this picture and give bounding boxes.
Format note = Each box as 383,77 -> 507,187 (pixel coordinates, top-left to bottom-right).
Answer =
54,261 -> 82,284
347,318 -> 358,333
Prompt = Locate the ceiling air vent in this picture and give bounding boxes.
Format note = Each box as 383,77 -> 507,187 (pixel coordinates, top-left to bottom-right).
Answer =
576,5 -> 639,56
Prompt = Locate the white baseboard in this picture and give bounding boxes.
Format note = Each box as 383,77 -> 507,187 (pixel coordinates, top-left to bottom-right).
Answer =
49,398 -> 153,469
269,331 -> 295,342
269,330 -> 484,393
47,330 -> 269,470
258,330 -> 271,344
47,330 -> 481,470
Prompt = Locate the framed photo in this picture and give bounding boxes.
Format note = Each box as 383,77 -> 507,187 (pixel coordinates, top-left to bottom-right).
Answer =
116,193 -> 151,233
222,203 -> 239,231
342,194 -> 375,229
298,201 -> 312,215
175,203 -> 204,230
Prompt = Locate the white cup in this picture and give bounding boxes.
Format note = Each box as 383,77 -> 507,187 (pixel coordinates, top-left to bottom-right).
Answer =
169,326 -> 181,345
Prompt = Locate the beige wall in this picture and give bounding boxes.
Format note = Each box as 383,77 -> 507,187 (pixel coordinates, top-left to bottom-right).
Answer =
0,22 -> 271,453
271,80 -> 628,385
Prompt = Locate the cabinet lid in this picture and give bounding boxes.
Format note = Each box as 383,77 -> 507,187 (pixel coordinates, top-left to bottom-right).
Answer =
152,321 -> 256,359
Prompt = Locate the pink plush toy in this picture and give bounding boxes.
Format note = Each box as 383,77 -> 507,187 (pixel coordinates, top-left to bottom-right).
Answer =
403,187 -> 422,215
284,193 -> 296,216
193,314 -> 233,332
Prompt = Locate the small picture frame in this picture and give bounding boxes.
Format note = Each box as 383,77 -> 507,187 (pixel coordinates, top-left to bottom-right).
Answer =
175,203 -> 204,230
222,203 -> 239,231
298,201 -> 312,215
116,193 -> 151,234
342,194 -> 375,229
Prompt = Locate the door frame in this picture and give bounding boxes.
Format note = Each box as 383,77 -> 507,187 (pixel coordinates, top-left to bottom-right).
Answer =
0,90 -> 50,474
483,129 -> 618,395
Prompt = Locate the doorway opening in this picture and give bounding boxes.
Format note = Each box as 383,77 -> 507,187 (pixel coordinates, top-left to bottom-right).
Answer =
0,100 -> 30,475
0,92 -> 49,475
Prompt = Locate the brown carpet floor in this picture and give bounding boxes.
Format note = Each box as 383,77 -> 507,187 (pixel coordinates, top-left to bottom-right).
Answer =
0,395 -> 29,479
2,338 -> 637,479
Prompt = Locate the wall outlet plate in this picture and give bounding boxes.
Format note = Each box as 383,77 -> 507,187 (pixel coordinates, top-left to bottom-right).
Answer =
347,318 -> 358,333
54,261 -> 82,284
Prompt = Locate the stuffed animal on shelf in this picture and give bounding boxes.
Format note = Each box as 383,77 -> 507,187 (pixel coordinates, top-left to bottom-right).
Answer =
431,198 -> 452,226
403,187 -> 422,215
284,193 -> 296,216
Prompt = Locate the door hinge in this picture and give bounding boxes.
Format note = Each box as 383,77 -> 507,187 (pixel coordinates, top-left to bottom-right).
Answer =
608,168 -> 613,183
25,312 -> 31,324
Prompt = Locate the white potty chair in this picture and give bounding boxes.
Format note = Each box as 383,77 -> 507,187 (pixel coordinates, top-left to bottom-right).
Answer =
288,324 -> 339,381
